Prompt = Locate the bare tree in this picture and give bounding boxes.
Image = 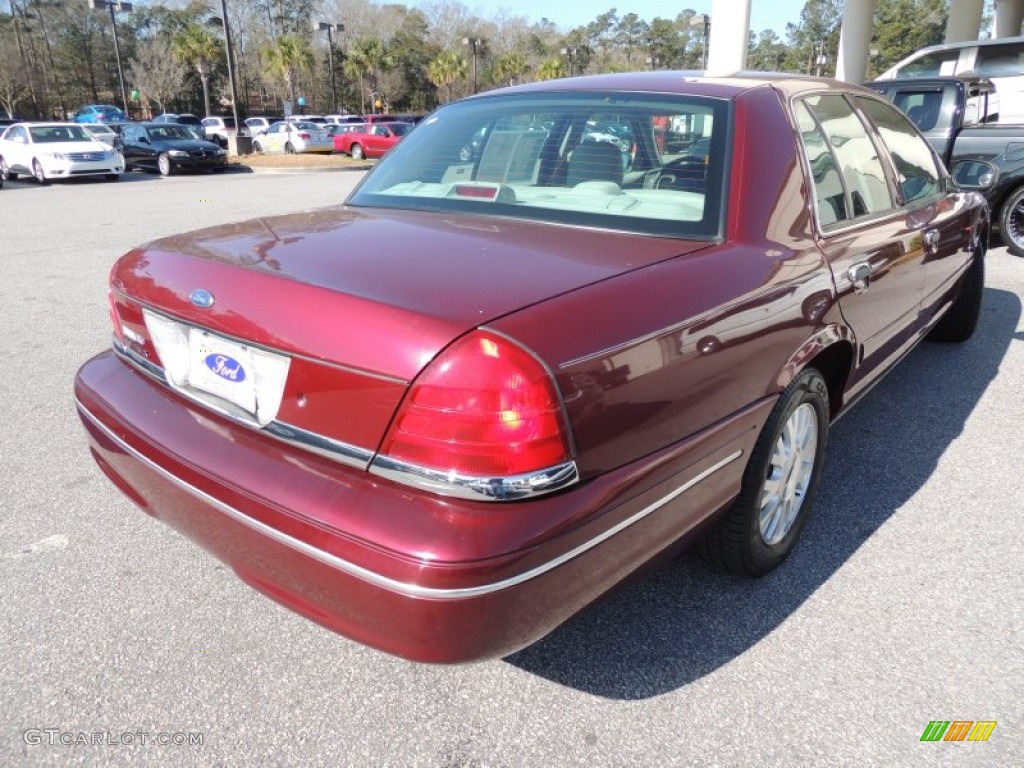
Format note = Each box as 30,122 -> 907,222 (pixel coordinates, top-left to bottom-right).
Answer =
0,37 -> 30,118
128,37 -> 187,115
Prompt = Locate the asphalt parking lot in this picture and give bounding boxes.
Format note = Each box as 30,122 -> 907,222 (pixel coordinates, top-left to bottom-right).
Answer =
1,170 -> 1021,766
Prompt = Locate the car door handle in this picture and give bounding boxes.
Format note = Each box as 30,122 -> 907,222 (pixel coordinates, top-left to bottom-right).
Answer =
848,262 -> 872,294
924,229 -> 941,250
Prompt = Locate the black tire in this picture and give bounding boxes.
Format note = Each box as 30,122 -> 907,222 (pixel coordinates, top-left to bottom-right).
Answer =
929,250 -> 984,343
697,368 -> 830,577
33,159 -> 49,185
999,186 -> 1024,256
104,174 -> 119,182
157,153 -> 172,176
285,142 -> 296,154
350,143 -> 364,160
252,141 -> 263,153
0,156 -> 14,181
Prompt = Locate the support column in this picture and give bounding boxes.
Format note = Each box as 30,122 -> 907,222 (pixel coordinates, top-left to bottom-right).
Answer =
994,0 -> 1024,38
705,0 -> 750,76
835,0 -> 876,82
945,0 -> 984,43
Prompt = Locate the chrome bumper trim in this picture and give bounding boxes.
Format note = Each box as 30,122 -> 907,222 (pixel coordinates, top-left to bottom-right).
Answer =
112,340 -> 373,470
369,456 -> 580,501
76,395 -> 742,599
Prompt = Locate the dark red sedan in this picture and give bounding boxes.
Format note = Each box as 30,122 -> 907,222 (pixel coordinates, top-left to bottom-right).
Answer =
75,73 -> 989,663
333,121 -> 413,159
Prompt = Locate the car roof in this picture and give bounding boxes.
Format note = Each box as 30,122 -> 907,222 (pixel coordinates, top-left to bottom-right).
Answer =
478,71 -> 878,101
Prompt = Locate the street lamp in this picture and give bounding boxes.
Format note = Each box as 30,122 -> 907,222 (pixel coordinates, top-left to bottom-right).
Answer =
207,1 -> 244,153
689,13 -> 710,70
462,37 -> 483,93
87,0 -> 131,116
315,22 -> 343,111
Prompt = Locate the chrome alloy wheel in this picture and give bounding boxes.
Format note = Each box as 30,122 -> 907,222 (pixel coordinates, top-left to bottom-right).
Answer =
759,402 -> 818,546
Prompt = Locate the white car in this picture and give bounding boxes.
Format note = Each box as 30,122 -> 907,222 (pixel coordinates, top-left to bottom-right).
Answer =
82,122 -> 121,149
201,116 -> 248,147
0,122 -> 124,184
251,121 -> 333,154
244,117 -> 272,138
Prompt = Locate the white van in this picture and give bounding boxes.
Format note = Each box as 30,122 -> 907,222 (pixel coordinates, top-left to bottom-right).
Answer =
877,36 -> 1024,122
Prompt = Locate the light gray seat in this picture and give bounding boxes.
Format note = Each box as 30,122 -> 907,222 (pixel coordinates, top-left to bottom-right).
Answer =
566,141 -> 623,186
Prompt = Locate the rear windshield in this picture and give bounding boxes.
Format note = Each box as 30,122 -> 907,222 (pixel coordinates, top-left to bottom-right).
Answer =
349,91 -> 730,239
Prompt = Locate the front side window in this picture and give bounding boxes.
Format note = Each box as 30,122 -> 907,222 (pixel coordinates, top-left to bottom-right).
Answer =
349,92 -> 731,239
856,96 -> 941,204
976,43 -> 1024,77
895,49 -> 960,78
801,94 -> 893,219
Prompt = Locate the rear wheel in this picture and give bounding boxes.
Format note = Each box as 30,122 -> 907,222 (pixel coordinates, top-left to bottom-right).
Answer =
285,142 -> 296,154
999,186 -> 1024,256
350,143 -> 364,160
929,250 -> 984,342
33,159 -> 49,185
0,156 -> 14,180
157,153 -> 172,176
697,368 -> 829,577
252,141 -> 263,153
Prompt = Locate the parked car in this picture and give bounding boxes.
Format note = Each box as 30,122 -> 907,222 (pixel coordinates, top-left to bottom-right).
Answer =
120,122 -> 227,175
244,117 -> 274,137
334,121 -> 413,159
75,73 -> 988,663
73,104 -> 127,124
252,120 -> 333,154
152,113 -> 205,135
82,122 -> 121,150
0,122 -> 123,183
325,114 -> 364,125
866,75 -> 1024,255
876,34 -> 1024,123
200,116 -> 248,147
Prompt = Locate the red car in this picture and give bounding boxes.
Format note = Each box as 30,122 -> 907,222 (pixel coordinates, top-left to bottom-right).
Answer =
75,73 -> 989,663
334,121 -> 413,159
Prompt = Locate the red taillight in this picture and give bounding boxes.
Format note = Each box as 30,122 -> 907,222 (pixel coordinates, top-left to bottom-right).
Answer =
299,132 -> 311,140
108,289 -> 124,343
380,331 -> 572,477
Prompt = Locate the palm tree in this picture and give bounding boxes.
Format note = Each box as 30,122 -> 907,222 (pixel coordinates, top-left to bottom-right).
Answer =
427,50 -> 468,103
347,38 -> 395,114
492,53 -> 529,88
264,35 -> 315,107
171,24 -> 223,117
536,58 -> 566,81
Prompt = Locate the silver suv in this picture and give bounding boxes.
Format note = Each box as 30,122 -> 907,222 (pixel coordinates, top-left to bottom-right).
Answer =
200,116 -> 248,147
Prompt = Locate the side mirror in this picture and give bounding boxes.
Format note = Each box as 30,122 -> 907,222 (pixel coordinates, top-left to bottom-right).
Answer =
951,159 -> 996,190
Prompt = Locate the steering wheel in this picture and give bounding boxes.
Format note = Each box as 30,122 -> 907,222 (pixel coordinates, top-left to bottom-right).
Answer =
644,155 -> 706,190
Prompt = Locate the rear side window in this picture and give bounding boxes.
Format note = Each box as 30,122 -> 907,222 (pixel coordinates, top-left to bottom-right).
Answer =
857,97 -> 941,205
794,101 -> 849,227
976,43 -> 1024,77
801,94 -> 893,220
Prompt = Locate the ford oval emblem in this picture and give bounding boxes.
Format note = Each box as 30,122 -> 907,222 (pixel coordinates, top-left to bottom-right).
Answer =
204,354 -> 246,382
190,289 -> 215,309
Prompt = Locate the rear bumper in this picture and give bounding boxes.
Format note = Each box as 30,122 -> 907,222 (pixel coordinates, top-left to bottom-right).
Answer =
75,350 -> 769,662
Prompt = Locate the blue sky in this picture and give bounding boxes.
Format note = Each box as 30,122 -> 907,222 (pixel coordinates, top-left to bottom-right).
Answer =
443,1 -> 807,37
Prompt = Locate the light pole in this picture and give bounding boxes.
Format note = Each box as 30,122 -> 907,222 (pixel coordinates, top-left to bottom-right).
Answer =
87,0 -> 131,116
208,1 -> 244,152
462,37 -> 483,93
316,22 -> 343,111
814,41 -> 828,77
689,13 -> 710,70
560,46 -> 578,77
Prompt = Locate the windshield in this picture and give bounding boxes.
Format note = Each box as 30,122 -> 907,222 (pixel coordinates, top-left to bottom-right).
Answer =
349,91 -> 729,239
30,125 -> 94,143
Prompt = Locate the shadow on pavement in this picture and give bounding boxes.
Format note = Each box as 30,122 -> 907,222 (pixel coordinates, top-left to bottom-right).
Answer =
505,287 -> 1020,699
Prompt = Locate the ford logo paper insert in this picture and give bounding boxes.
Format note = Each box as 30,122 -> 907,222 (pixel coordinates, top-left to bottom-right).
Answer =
204,354 -> 246,382
190,288 -> 215,308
